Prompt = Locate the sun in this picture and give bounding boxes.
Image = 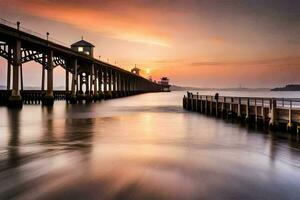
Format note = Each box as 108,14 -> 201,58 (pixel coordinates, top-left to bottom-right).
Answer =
146,68 -> 151,74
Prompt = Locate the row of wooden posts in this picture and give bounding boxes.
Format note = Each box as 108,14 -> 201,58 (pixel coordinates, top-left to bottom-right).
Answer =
183,92 -> 300,133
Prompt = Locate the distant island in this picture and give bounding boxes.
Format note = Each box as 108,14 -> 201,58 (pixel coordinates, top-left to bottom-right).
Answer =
171,85 -> 270,91
271,84 -> 300,91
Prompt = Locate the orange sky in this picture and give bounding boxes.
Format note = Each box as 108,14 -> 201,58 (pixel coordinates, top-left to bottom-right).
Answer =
0,0 -> 299,88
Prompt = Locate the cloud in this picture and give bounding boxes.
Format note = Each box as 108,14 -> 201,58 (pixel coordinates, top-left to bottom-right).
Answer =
1,0 -> 172,46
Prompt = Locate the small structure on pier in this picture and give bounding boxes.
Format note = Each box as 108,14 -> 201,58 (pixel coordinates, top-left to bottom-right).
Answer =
71,37 -> 95,57
158,77 -> 171,92
131,67 -> 141,76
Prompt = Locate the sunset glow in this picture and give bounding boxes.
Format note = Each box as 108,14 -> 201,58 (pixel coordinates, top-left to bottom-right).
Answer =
0,0 -> 299,88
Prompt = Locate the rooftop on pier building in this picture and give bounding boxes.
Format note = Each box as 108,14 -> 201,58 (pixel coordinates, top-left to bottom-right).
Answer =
131,67 -> 141,76
71,37 -> 95,57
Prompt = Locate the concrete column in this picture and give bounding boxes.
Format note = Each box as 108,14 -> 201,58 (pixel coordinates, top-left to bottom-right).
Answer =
79,74 -> 82,91
237,98 -> 241,117
46,50 -> 53,96
9,40 -> 22,107
103,67 -> 107,92
12,40 -> 21,96
20,63 -> 23,91
66,70 -> 69,92
108,69 -> 112,92
246,98 -> 250,119
41,54 -> 46,91
92,64 -> 97,95
7,45 -> 11,90
113,71 -> 117,92
71,59 -> 77,95
43,50 -> 54,106
98,67 -> 102,93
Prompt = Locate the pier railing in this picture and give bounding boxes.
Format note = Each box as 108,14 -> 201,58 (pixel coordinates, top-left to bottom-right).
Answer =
183,92 -> 300,132
188,93 -> 300,109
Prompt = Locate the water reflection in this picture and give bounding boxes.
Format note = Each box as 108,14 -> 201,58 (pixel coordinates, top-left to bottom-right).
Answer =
0,92 -> 300,199
7,109 -> 21,168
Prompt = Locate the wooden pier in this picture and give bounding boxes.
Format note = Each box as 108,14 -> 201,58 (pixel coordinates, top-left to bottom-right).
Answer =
183,92 -> 300,134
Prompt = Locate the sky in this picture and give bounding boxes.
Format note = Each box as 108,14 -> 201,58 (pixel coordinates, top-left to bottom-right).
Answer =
0,0 -> 299,88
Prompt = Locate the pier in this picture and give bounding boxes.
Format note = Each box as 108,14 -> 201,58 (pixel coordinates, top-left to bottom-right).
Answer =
183,92 -> 300,134
0,19 -> 165,108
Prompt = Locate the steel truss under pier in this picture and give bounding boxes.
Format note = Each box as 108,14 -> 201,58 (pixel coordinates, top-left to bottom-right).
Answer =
183,92 -> 300,136
0,21 -> 165,107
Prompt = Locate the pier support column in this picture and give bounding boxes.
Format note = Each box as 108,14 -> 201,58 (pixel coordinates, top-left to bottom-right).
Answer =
8,40 -> 22,107
210,96 -> 213,115
66,70 -> 69,92
246,98 -> 250,120
103,67 -> 108,99
43,50 -> 54,106
237,98 -> 241,118
41,54 -> 46,91
20,63 -> 23,91
254,99 -> 258,122
215,98 -> 219,117
261,99 -> 265,123
92,64 -> 98,99
70,59 -> 78,103
200,96 -> 203,113
7,45 -> 11,90
98,67 -> 103,98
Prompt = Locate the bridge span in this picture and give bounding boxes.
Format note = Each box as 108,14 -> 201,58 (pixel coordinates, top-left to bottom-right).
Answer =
0,19 -> 165,107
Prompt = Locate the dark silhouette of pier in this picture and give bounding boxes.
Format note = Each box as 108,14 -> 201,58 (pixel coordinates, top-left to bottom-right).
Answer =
183,92 -> 300,136
0,19 -> 165,107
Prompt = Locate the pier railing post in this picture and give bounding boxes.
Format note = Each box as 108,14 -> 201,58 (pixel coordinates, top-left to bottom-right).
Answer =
288,100 -> 293,130
269,99 -> 277,127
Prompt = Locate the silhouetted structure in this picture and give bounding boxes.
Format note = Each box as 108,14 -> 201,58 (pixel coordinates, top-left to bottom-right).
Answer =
131,67 -> 140,76
71,38 -> 95,57
0,20 -> 164,107
158,77 -> 171,92
183,92 -> 300,135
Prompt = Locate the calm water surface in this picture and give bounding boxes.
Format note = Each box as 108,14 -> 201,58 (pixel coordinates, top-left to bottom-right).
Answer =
1,91 -> 300,200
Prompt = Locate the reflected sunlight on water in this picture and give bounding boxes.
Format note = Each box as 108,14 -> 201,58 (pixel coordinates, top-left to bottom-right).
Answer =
1,91 -> 300,199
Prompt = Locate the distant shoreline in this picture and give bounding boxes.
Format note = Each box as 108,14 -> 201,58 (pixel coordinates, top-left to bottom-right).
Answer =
170,85 -> 270,91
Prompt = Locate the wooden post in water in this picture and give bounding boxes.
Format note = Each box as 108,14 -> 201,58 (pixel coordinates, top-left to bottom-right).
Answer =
246,98 -> 250,120
269,99 -> 277,127
215,96 -> 218,117
255,99 -> 258,122
288,100 -> 293,129
261,98 -> 265,123
200,95 -> 203,113
196,93 -> 198,111
222,97 -> 225,117
237,98 -> 241,118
